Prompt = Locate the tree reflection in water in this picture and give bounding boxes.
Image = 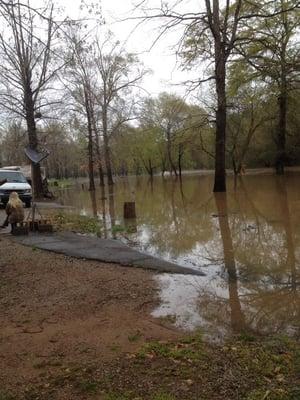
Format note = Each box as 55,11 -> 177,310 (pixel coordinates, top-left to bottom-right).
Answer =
54,173 -> 300,340
214,192 -> 246,334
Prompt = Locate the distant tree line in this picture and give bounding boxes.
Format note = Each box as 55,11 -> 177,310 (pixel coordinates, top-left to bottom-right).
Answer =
0,0 -> 298,194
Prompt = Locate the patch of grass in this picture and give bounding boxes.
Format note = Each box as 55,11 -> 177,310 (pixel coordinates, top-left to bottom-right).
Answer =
0,391 -> 16,400
237,331 -> 257,343
246,388 -> 292,400
128,331 -> 142,343
33,360 -> 63,369
52,212 -> 102,235
103,392 -> 137,400
48,178 -> 73,189
74,379 -> 99,394
111,224 -> 126,234
109,344 -> 122,352
157,314 -> 177,325
152,393 -> 175,400
5,334 -> 299,400
138,337 -> 204,361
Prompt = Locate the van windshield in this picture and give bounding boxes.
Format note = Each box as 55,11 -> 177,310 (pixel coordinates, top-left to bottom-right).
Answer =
0,171 -> 27,183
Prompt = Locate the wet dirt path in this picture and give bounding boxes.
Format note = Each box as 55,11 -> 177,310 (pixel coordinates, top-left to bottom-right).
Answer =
0,236 -> 179,395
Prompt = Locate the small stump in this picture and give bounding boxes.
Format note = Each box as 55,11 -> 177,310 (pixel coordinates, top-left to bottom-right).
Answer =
124,202 -> 136,219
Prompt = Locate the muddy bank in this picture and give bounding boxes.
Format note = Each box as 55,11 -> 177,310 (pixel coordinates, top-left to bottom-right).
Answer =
0,236 -> 179,397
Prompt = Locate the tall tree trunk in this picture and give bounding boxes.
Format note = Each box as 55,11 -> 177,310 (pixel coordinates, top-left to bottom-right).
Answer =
166,128 -> 178,176
100,185 -> 108,238
108,184 -> 116,237
178,147 -> 183,180
91,107 -> 105,187
102,103 -> 114,185
276,1 -> 289,175
89,189 -> 97,218
213,45 -> 227,192
25,87 -> 43,199
275,77 -> 287,175
148,159 -> 153,179
87,121 -> 95,191
161,153 -> 167,177
232,154 -> 238,176
84,90 -> 95,191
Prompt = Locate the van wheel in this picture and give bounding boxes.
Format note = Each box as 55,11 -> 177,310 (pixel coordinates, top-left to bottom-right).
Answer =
25,201 -> 31,208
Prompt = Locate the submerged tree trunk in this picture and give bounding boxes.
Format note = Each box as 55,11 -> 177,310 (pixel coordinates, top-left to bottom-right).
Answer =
161,153 -> 167,177
166,128 -> 178,176
84,89 -> 95,191
89,189 -> 97,218
91,108 -> 105,187
102,103 -> 113,185
148,159 -> 154,178
142,158 -> 154,178
178,146 -> 183,179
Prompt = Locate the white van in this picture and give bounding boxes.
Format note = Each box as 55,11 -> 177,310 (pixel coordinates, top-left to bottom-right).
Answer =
0,169 -> 32,208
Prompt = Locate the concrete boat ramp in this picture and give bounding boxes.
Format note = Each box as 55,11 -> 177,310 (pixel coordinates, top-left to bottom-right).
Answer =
14,232 -> 204,276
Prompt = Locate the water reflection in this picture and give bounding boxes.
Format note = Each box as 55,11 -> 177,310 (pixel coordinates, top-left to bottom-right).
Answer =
214,192 -> 246,334
53,173 -> 300,339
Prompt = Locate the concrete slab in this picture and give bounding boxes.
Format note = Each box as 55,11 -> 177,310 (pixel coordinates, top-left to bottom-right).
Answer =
13,232 -> 204,276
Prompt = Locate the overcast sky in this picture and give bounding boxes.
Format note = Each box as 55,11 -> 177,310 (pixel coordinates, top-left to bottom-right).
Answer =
60,0 -> 202,99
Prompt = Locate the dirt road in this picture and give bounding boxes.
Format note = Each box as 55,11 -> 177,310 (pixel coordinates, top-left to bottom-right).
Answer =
0,235 -> 178,398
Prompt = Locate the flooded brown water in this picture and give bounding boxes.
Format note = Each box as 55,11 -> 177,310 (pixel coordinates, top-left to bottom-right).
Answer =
53,172 -> 300,340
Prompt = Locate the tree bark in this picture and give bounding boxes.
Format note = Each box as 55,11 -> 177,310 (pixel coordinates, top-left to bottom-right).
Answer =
178,147 -> 183,179
213,46 -> 227,192
166,128 -> 178,176
275,78 -> 287,175
24,87 -> 43,199
91,106 -> 105,186
275,0 -> 289,175
102,102 -> 114,185
84,90 -> 95,191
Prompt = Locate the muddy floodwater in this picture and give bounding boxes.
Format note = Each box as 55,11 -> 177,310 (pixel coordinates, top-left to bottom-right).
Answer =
53,172 -> 300,341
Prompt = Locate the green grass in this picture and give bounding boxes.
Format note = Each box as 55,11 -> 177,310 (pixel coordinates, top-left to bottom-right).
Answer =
48,178 -> 73,189
103,393 -> 133,400
111,224 -> 126,234
74,379 -> 100,394
128,331 -> 142,343
137,336 -> 204,361
0,392 -> 16,400
52,212 -> 102,235
152,394 -> 175,400
2,334 -> 299,400
103,393 -> 175,400
108,344 -> 122,352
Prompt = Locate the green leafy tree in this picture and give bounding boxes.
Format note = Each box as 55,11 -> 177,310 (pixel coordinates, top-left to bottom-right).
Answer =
236,0 -> 300,174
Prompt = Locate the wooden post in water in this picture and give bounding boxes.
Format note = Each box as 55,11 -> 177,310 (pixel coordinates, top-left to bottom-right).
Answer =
124,202 -> 136,219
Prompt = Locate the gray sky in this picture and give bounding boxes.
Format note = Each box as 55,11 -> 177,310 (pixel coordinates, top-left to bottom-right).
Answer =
60,0 -> 202,98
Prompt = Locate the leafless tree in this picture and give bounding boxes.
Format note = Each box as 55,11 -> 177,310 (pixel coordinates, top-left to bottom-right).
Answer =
0,0 -> 63,198
95,37 -> 147,185
62,29 -> 98,191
